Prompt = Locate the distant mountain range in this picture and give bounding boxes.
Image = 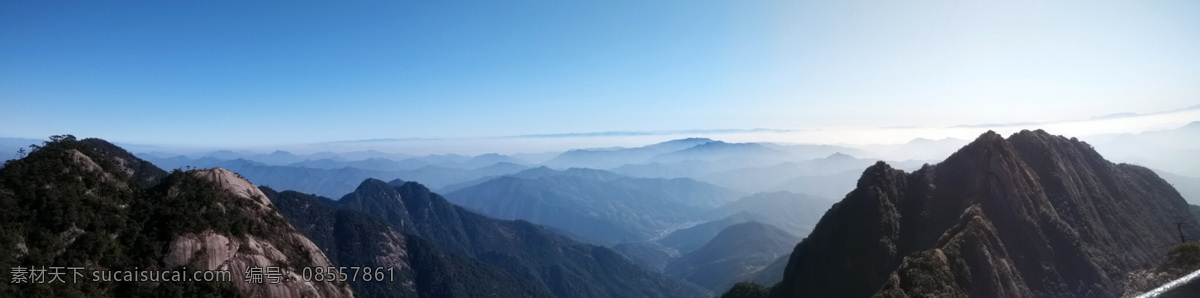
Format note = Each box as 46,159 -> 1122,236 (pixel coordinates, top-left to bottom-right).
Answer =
444,167 -> 744,244
1084,121 -> 1200,178
1155,170 -> 1200,205
138,155 -> 530,198
858,137 -> 970,161
542,138 -> 716,169
696,153 -> 879,194
706,191 -> 835,237
604,191 -> 831,290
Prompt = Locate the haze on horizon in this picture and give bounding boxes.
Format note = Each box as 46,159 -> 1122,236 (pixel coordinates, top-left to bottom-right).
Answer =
2,1 -> 1198,152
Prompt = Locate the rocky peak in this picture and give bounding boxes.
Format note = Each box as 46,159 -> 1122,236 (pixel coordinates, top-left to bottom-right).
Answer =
354,178 -> 400,199
188,168 -> 274,210
826,152 -> 855,160
337,178 -> 413,234
393,181 -> 438,211
386,178 -> 407,188
764,130 -> 1200,298
79,138 -> 168,186
156,167 -> 354,298
855,160 -> 904,189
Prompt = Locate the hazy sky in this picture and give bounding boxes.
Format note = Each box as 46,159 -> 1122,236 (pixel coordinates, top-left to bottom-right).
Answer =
2,0 -> 1198,148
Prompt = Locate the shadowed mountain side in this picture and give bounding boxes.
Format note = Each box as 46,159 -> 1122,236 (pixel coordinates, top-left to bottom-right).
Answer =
658,212 -> 760,255
747,130 -> 1200,298
612,241 -> 678,273
748,253 -> 790,286
612,199 -> 821,276
336,179 -> 709,298
665,221 -> 795,292
261,187 -> 555,298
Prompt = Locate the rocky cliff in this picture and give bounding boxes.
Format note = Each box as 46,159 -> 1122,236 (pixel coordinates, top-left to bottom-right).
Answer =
157,168 -> 353,298
762,130 -> 1199,297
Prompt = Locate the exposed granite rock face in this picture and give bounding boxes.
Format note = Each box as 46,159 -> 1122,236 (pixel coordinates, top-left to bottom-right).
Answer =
768,130 -> 1199,298
163,230 -> 347,298
163,168 -> 353,298
188,168 -> 275,210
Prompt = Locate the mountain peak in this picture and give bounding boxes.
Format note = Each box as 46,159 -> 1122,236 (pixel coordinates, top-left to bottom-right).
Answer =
769,129 -> 1198,297
941,130 -> 1020,166
353,178 -> 394,193
856,160 -> 901,188
337,178 -> 413,233
655,137 -> 716,145
511,166 -> 558,178
268,150 -> 294,156
394,180 -> 435,196
826,152 -> 855,160
188,167 -> 274,209
79,138 -> 168,186
387,178 -> 407,187
974,129 -> 1005,143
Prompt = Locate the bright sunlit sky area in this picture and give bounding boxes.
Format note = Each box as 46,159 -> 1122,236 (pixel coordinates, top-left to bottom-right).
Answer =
2,0 -> 1198,153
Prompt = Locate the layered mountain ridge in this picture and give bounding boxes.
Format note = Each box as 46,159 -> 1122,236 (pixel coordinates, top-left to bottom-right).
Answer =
754,130 -> 1199,297
444,167 -> 743,244
665,221 -> 795,292
330,177 -> 708,297
261,186 -> 555,298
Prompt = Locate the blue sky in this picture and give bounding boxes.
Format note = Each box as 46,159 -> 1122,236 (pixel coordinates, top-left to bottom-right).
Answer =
2,0 -> 1198,148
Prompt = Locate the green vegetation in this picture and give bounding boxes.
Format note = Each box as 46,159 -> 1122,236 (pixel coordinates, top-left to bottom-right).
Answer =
1167,241 -> 1200,272
721,282 -> 769,298
1122,241 -> 1200,296
0,136 -> 299,297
